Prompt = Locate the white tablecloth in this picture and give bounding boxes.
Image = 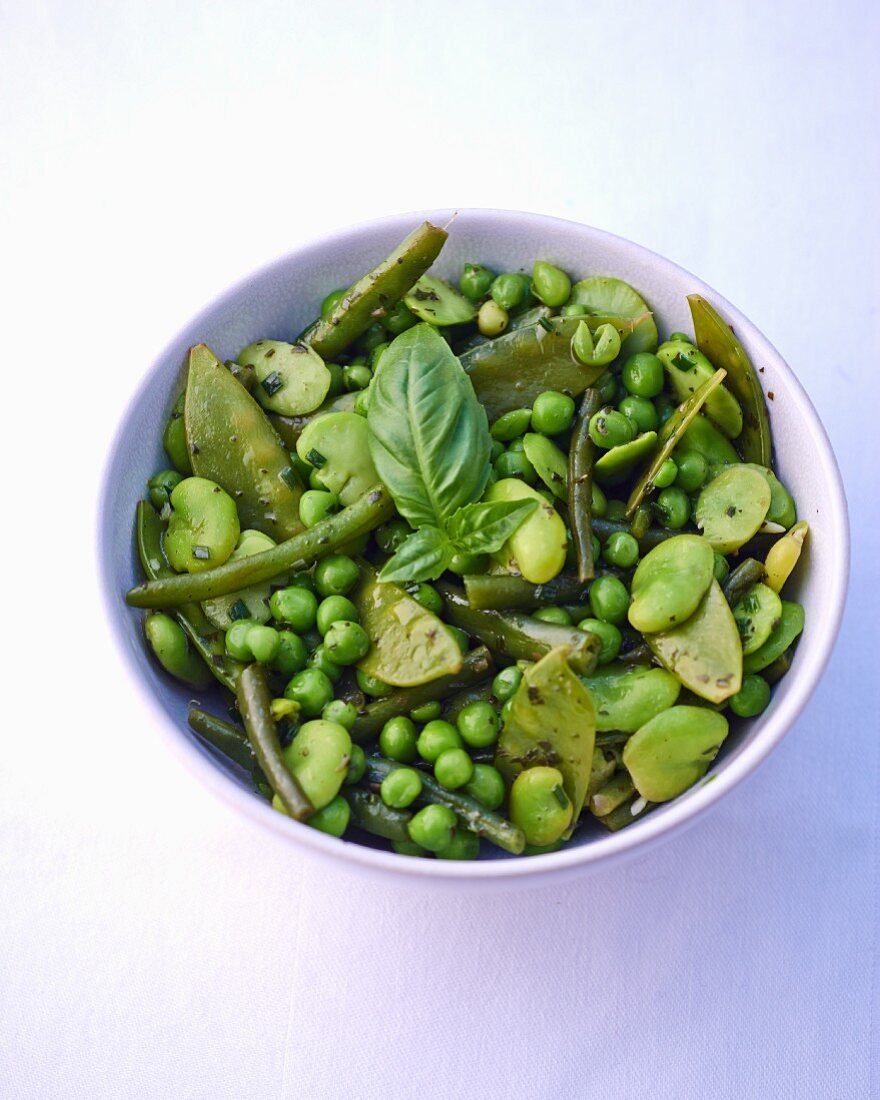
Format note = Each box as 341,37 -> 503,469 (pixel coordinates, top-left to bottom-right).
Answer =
2,2 -> 877,1096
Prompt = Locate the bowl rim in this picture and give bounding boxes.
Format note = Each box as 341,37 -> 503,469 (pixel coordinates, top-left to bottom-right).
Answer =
97,207 -> 850,885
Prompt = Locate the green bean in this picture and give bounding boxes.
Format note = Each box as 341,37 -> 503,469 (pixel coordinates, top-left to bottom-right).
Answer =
629,502 -> 653,541
344,787 -> 413,843
127,486 -> 394,608
595,793 -> 654,831
589,771 -> 635,817
364,755 -> 525,854
135,501 -> 244,690
441,682 -> 497,722
762,650 -> 792,685
618,641 -> 654,665
722,558 -> 766,607
462,572 -> 593,611
436,582 -> 602,676
187,705 -> 264,779
237,663 -> 313,821
303,222 -> 448,360
591,516 -> 673,551
350,647 -> 495,741
568,387 -> 602,581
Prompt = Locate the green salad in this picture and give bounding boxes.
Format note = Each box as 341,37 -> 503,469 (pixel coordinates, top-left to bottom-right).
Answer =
127,221 -> 807,858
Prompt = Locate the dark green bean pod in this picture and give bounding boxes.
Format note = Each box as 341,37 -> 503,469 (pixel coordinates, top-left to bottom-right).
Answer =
462,571 -> 593,611
617,641 -> 655,666
568,387 -> 602,581
629,502 -> 653,541
441,681 -> 497,722
722,558 -> 766,606
591,516 -> 674,551
363,755 -> 525,855
127,486 -> 394,608
350,647 -> 495,741
762,650 -> 792,685
303,222 -> 448,360
437,582 -> 602,676
237,663 -> 313,821
187,705 -> 264,780
344,788 -> 413,843
135,501 -> 244,691
595,794 -> 654,832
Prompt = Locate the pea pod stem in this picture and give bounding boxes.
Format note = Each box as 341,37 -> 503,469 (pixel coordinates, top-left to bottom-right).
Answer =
569,388 -> 602,581
344,788 -> 413,843
350,647 -> 495,741
127,486 -> 394,608
363,755 -> 525,855
722,558 -> 766,607
237,664 -> 313,821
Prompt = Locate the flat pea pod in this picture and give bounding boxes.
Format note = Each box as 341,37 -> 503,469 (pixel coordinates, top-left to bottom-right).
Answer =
678,415 -> 739,466
646,578 -> 742,703
688,294 -> 772,466
732,582 -> 783,654
143,612 -> 213,687
695,466 -> 771,554
509,766 -> 573,847
269,391 -> 358,450
201,529 -> 275,629
582,663 -> 681,732
764,521 -> 809,593
163,392 -> 192,474
522,433 -> 568,500
623,705 -> 729,801
628,534 -> 715,634
485,478 -> 567,584
126,486 -> 394,608
626,368 -> 728,516
295,411 -> 380,506
571,320 -> 621,367
657,339 -> 743,438
462,572 -> 592,611
708,463 -> 796,528
236,340 -> 331,417
594,431 -> 658,486
304,221 -> 448,360
164,476 -> 240,574
567,276 -> 658,354
345,787 -> 413,843
352,566 -> 463,688
404,275 -> 476,326
742,601 -> 805,673
282,718 -> 352,811
185,344 -> 304,541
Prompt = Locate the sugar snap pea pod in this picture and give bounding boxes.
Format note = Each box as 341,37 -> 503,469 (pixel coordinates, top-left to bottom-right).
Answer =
364,755 -> 525,855
135,501 -> 244,690
569,387 -> 602,581
625,367 -> 728,517
688,294 -> 772,466
462,572 -> 593,611
187,705 -> 265,780
127,486 -> 394,608
722,558 -> 766,606
436,581 -> 602,675
303,222 -> 448,360
184,344 -> 303,541
237,663 -> 313,821
349,647 -> 495,741
163,392 -> 192,474
742,601 -> 805,673
345,787 -> 413,843
657,339 -> 743,438
596,794 -> 653,831
269,392 -> 358,450
459,315 -> 642,421
589,771 -> 635,817
144,612 -> 213,687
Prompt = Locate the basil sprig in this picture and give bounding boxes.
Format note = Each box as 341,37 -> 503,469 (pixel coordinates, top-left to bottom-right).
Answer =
367,324 -> 536,582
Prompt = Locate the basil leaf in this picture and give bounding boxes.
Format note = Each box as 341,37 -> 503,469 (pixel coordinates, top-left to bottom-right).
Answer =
378,525 -> 452,584
447,499 -> 538,555
367,324 -> 492,528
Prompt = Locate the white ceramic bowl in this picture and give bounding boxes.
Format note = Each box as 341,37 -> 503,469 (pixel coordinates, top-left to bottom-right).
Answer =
97,209 -> 849,887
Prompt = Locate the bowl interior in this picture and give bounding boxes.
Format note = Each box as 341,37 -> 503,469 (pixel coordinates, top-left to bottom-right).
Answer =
98,209 -> 848,881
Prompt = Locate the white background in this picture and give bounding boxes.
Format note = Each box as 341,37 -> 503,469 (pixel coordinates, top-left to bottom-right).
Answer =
1,2 -> 878,1097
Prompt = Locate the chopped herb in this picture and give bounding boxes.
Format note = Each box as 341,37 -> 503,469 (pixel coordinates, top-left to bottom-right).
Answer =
229,599 -> 251,621
538,316 -> 554,332
280,465 -> 300,489
260,371 -> 285,396
672,352 -> 695,371
192,545 -> 210,561
307,448 -> 327,468
552,784 -> 569,808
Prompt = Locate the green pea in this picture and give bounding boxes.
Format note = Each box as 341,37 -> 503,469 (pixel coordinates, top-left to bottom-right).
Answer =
668,331 -> 694,344
282,719 -> 352,810
448,550 -> 490,576
533,607 -> 573,625
464,764 -> 506,810
652,457 -> 678,489
602,531 -> 640,569
147,469 -> 183,510
305,794 -> 350,837
436,828 -> 480,860
532,261 -> 571,307
289,570 -> 316,592
656,397 -> 676,426
492,665 -> 523,702
491,408 -> 532,441
299,489 -> 339,528
509,766 -> 572,846
323,620 -> 370,665
477,299 -> 509,337
618,395 -> 658,433
490,272 -> 529,311
271,631 -> 307,677
270,586 -> 318,632
343,363 -> 372,392
225,618 -> 260,661
456,701 -> 500,748
344,743 -> 366,783
143,612 -> 212,686
381,767 -> 423,809
382,299 -> 418,335
369,342 -> 389,370
324,698 -> 358,731
729,674 -> 771,717
358,322 -> 387,353
591,534 -> 602,561
354,386 -> 371,417
434,748 -> 474,790
621,352 -> 665,398
654,487 -> 691,529
324,362 -> 345,398
494,449 -> 536,484
588,408 -> 635,450
307,645 -> 344,684
531,390 -> 576,436
589,575 -> 630,625
417,719 -> 463,763
674,449 -> 709,492
165,477 -> 240,574
406,583 -> 443,616
460,262 -> 496,301
379,716 -> 419,763
590,481 -> 608,517
283,668 -> 334,717
313,554 -> 360,598
560,302 -> 588,317
320,287 -> 346,320
308,467 -> 328,491
576,618 -> 622,665
410,700 -> 442,723
407,804 -> 457,853
355,669 -> 394,697
245,624 -> 281,664
316,595 -> 359,635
